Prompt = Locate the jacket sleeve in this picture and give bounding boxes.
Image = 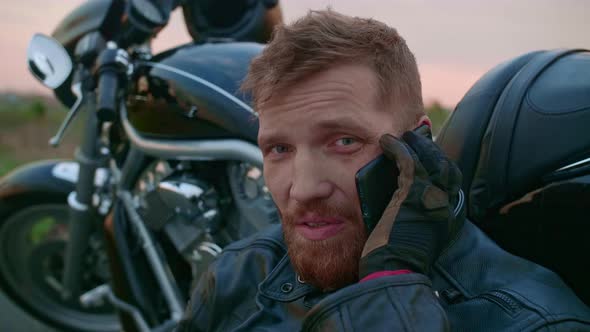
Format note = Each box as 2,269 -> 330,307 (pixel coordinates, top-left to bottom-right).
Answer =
175,267 -> 217,332
302,273 -> 449,332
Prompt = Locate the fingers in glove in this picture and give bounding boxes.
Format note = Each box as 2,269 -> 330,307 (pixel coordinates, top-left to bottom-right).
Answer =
402,131 -> 462,191
380,134 -> 429,182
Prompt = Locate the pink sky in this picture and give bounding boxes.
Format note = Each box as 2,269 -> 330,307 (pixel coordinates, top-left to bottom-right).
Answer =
1,0 -> 588,107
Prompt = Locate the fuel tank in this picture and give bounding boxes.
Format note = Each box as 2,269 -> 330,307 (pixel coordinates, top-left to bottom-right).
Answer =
126,42 -> 262,143
127,42 -> 263,143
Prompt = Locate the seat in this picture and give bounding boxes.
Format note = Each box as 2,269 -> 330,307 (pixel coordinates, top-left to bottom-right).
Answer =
435,49 -> 590,306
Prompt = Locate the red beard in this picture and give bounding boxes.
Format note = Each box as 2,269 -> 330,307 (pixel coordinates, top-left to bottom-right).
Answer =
281,199 -> 367,292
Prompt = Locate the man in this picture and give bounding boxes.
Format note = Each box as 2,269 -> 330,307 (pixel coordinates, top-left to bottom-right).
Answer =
177,10 -> 590,331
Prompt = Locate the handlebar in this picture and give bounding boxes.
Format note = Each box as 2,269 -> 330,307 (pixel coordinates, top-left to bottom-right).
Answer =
96,42 -> 129,122
97,67 -> 119,121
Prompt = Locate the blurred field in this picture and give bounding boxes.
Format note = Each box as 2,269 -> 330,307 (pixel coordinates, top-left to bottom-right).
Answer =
0,94 -> 82,176
0,93 -> 451,177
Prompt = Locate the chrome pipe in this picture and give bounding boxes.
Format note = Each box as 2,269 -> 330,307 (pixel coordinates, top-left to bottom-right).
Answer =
121,106 -> 263,168
119,190 -> 184,322
556,157 -> 590,172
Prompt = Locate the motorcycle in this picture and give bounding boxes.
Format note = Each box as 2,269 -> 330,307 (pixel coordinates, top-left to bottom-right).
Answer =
0,0 -> 282,331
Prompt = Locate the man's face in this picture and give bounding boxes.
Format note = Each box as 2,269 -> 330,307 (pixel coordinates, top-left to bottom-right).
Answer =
258,64 -> 404,291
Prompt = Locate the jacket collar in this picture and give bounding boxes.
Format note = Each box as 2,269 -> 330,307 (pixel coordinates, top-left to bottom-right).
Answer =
259,252 -> 318,301
258,215 -> 467,302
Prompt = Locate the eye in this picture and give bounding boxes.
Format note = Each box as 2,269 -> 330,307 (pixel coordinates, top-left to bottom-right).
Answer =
329,136 -> 363,154
270,145 -> 290,154
335,137 -> 357,146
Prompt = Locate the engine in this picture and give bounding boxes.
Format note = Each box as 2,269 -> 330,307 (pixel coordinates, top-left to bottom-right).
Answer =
133,160 -> 278,284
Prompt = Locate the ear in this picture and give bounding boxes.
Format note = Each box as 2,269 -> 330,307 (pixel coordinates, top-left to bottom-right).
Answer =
416,115 -> 432,129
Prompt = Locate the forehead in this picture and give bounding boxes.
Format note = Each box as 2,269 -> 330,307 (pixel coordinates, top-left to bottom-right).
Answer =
257,64 -> 397,143
269,63 -> 379,109
258,64 -> 378,118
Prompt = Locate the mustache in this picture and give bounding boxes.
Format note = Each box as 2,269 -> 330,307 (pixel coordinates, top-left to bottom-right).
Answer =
282,199 -> 359,224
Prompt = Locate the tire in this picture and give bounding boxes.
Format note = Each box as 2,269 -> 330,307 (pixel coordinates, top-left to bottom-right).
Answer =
0,192 -> 120,332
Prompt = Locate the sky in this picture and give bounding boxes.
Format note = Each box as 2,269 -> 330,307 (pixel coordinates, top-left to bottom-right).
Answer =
1,0 -> 588,107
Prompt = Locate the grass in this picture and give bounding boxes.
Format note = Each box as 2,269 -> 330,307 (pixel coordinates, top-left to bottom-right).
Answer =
0,145 -> 21,176
0,95 -> 82,177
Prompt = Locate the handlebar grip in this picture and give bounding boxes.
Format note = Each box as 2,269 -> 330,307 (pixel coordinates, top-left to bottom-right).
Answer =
96,68 -> 119,122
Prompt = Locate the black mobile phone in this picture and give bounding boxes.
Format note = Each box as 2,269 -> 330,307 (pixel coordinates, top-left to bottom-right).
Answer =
355,125 -> 432,232
355,154 -> 398,232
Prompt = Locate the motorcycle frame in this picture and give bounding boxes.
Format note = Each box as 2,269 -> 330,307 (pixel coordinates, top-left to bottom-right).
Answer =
111,105 -> 263,329
57,54 -> 262,332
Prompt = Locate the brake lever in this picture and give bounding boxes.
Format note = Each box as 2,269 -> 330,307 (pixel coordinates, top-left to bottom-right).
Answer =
49,82 -> 83,147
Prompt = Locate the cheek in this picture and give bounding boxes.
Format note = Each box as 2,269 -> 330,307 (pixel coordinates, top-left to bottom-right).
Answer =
320,158 -> 365,209
339,146 -> 384,204
262,163 -> 289,208
330,164 -> 357,195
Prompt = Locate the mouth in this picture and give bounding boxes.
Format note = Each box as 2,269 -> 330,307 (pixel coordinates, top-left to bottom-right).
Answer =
294,215 -> 346,241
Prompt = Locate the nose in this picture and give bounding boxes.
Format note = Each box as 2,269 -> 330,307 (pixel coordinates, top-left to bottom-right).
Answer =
289,151 -> 334,204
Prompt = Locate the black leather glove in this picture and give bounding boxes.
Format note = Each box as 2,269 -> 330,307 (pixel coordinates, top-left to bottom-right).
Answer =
359,130 -> 463,278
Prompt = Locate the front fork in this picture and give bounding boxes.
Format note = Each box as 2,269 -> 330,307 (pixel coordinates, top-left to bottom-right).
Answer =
61,90 -> 104,300
60,39 -> 129,301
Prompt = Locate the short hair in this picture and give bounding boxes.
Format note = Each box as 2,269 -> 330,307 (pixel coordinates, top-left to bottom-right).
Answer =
241,9 -> 424,125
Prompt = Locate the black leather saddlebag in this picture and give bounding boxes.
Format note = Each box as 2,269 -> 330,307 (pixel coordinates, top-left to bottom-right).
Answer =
436,49 -> 590,305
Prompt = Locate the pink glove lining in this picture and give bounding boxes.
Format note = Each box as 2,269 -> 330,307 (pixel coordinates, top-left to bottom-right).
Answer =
359,270 -> 412,282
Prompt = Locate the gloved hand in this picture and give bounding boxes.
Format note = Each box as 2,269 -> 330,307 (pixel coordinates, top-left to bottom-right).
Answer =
359,130 -> 463,278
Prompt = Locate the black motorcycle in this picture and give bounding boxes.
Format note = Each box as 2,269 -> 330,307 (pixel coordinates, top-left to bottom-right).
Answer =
0,0 -> 281,331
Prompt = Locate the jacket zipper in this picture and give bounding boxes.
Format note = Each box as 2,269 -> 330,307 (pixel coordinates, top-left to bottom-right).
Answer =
441,288 -> 523,316
477,290 -> 523,315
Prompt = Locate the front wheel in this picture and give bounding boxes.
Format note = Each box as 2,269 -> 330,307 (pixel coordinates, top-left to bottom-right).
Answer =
0,193 -> 120,332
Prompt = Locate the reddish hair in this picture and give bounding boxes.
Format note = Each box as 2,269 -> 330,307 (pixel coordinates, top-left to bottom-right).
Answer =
241,9 -> 424,125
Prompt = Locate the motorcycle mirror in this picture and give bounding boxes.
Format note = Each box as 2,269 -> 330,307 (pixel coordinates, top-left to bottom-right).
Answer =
27,33 -> 72,89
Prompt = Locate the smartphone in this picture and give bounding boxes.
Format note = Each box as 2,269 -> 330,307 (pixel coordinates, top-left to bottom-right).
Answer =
355,154 -> 398,232
355,124 -> 432,232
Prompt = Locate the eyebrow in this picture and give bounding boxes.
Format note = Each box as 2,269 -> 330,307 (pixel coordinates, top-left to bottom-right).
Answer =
258,117 -> 372,147
258,131 -> 287,148
314,117 -> 371,135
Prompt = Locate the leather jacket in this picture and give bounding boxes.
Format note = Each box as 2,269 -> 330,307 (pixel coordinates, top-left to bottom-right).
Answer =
177,220 -> 590,331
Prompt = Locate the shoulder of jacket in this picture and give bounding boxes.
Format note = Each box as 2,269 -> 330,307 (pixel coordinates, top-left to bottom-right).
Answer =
436,221 -> 590,326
